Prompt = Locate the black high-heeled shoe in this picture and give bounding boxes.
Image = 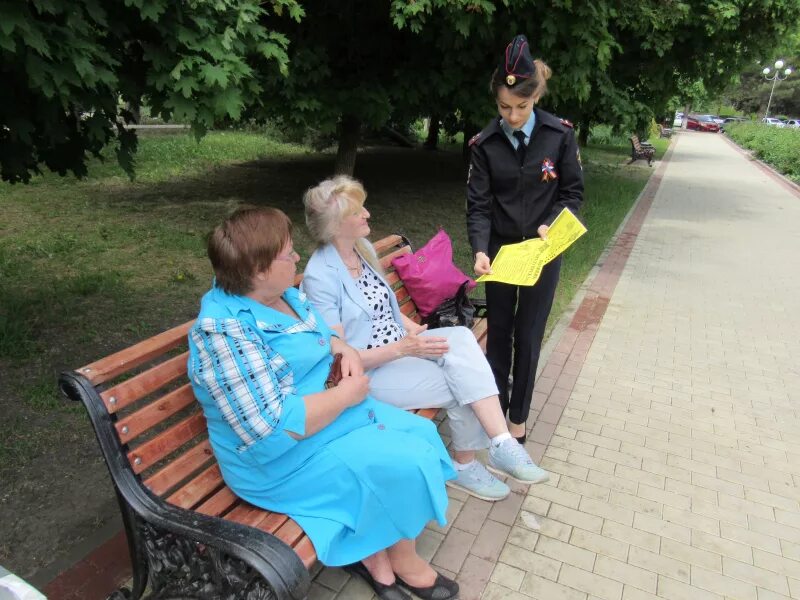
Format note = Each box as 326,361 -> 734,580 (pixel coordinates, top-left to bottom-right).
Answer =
396,572 -> 460,600
343,562 -> 411,600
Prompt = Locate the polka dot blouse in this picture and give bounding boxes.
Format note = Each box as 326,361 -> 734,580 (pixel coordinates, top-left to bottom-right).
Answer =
354,259 -> 406,349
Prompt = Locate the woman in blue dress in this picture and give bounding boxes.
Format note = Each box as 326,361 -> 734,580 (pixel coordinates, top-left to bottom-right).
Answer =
188,206 -> 459,600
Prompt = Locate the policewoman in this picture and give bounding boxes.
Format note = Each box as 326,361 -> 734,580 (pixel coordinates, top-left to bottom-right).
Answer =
467,35 -> 584,442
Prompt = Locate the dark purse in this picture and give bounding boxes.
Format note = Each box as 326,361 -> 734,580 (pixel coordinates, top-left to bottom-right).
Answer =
422,281 -> 487,329
325,353 -> 343,389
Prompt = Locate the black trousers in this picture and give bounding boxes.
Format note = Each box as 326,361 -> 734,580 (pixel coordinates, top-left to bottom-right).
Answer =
485,253 -> 561,425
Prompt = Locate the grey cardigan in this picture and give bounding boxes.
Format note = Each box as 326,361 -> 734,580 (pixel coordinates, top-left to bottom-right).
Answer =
301,242 -> 405,350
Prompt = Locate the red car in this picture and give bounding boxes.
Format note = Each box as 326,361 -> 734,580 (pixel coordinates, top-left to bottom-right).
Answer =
686,115 -> 721,132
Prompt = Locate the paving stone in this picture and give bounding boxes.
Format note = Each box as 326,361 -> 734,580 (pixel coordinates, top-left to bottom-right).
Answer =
456,554 -> 495,600
535,534 -> 597,571
488,491 -> 526,525
627,547 -> 690,583
656,574 -> 724,600
308,582 -> 338,600
520,572 -> 588,600
691,565 -> 758,600
593,555 -> 657,593
432,527 -> 475,573
557,563 -> 624,600
454,496 -> 494,535
471,519 -> 511,562
490,562 -> 526,591
570,527 -> 630,561
498,543 -> 561,581
415,528 -> 446,562
481,581 -> 531,600
314,567 -> 349,592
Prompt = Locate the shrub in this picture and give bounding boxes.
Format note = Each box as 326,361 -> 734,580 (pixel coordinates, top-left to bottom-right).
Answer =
725,123 -> 800,182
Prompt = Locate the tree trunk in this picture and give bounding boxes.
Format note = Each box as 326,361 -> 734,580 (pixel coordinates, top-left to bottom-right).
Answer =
578,120 -> 590,147
681,102 -> 692,129
334,114 -> 361,175
424,115 -> 441,150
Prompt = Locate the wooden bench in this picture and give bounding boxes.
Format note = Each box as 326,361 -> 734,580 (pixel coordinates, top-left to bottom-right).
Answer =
59,234 -> 488,600
629,134 -> 655,166
658,123 -> 673,138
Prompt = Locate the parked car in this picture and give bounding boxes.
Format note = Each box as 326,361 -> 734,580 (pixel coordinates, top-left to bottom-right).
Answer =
722,117 -> 747,123
686,115 -> 721,132
785,119 -> 800,128
762,117 -> 786,127
708,115 -> 725,125
673,112 -> 684,127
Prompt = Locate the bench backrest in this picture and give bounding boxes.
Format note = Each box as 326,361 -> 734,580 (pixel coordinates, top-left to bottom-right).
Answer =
630,135 -> 643,151
65,234 -> 420,566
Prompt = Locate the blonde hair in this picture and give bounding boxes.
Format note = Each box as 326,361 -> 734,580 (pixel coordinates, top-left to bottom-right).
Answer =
303,175 -> 383,274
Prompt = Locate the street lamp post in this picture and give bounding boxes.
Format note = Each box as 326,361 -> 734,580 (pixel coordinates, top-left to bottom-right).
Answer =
762,59 -> 793,120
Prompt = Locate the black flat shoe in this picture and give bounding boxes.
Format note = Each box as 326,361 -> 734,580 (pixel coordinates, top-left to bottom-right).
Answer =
343,562 -> 411,600
515,433 -> 526,444
396,572 -> 460,600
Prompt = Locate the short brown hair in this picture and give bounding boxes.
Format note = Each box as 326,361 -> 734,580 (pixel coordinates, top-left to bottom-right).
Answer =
490,59 -> 552,101
207,206 -> 293,295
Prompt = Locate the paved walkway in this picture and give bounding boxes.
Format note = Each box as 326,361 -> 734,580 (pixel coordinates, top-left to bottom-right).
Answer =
311,131 -> 800,600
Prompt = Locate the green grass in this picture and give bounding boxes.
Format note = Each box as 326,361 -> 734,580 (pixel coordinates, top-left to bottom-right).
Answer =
724,122 -> 800,182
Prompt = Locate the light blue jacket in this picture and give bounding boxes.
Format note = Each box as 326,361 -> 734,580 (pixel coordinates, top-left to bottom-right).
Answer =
301,242 -> 405,350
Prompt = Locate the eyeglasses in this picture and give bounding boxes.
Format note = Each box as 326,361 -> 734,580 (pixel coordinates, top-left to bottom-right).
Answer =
276,248 -> 300,262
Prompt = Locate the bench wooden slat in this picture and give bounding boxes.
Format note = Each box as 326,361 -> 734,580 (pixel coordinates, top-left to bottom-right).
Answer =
100,351 -> 190,414
78,321 -> 193,386
195,486 -> 239,517
225,504 -> 273,528
275,519 -> 306,548
256,512 -> 290,535
415,408 -> 439,420
116,384 -> 196,444
394,287 -> 411,303
293,536 -> 317,569
384,271 -> 401,286
379,246 -> 411,270
166,464 -> 224,509
399,301 -> 416,317
144,439 -> 214,496
372,234 -> 405,254
472,317 -> 488,343
128,412 -> 206,474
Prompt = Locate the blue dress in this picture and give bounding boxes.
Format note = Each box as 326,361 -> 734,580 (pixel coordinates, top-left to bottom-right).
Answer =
187,285 -> 455,566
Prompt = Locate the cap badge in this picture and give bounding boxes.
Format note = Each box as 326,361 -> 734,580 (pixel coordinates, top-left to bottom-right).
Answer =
506,74 -> 517,86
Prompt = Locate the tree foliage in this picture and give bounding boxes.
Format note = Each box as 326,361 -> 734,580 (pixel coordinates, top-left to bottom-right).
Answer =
0,0 -> 301,183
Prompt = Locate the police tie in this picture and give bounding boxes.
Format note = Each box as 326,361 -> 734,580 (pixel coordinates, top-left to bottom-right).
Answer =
513,130 -> 527,165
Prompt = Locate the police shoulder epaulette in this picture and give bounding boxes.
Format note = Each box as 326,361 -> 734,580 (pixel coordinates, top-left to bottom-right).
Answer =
468,132 -> 482,146
559,118 -> 574,128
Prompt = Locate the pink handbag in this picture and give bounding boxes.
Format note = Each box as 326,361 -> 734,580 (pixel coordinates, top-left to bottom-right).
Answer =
391,229 -> 476,317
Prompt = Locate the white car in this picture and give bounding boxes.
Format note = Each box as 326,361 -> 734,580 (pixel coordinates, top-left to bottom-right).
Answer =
762,117 -> 786,127
785,119 -> 800,128
673,112 -> 684,127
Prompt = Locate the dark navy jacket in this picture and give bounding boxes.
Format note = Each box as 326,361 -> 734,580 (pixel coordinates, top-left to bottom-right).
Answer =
466,108 -> 584,256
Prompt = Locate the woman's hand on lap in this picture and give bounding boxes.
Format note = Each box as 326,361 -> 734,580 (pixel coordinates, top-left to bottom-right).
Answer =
398,333 -> 449,359
336,374 -> 370,406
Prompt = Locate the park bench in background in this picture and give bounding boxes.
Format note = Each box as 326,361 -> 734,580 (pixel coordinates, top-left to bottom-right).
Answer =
59,234 -> 488,600
659,124 -> 673,138
629,134 -> 656,166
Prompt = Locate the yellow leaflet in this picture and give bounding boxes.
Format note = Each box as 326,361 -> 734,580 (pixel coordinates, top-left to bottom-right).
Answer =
476,208 -> 587,286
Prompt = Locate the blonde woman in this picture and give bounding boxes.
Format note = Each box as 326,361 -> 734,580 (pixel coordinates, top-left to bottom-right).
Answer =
301,176 -> 549,504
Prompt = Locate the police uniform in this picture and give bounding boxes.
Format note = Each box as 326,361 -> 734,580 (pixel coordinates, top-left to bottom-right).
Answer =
466,35 -> 584,432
